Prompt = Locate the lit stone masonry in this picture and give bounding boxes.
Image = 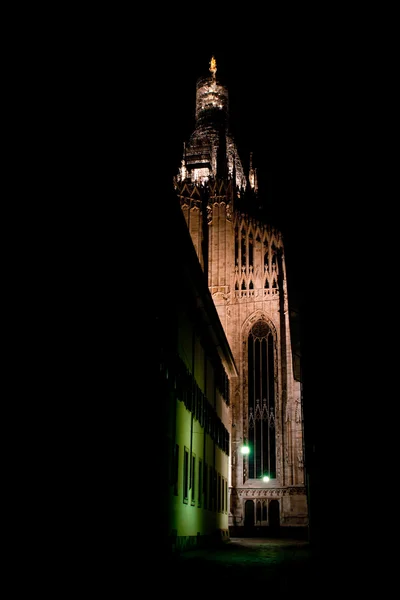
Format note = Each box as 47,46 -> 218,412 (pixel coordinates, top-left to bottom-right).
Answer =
175,56 -> 308,533
176,57 -> 247,191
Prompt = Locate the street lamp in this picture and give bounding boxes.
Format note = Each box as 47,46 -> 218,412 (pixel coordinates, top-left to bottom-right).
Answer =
231,438 -> 250,464
231,438 -> 250,455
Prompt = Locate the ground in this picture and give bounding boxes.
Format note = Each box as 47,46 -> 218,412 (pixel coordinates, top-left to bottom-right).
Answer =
166,537 -> 320,595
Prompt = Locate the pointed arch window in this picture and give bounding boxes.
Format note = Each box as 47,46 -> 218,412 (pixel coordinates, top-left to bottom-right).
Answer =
235,225 -> 239,265
248,231 -> 253,266
241,228 -> 246,267
247,320 -> 276,479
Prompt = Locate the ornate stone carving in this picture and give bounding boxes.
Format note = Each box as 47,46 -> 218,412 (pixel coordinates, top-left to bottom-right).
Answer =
295,399 -> 302,423
297,449 -> 304,469
236,486 -> 306,498
206,203 -> 212,224
285,402 -> 291,423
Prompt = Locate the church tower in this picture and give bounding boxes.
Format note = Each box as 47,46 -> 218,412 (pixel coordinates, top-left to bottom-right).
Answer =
174,57 -> 308,534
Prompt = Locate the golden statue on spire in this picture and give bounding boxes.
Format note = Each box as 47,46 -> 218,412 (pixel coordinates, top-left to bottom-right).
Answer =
209,56 -> 217,79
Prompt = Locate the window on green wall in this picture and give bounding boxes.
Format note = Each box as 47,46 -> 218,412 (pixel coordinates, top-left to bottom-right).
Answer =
209,467 -> 213,511
214,469 -> 217,512
191,454 -> 196,506
204,463 -> 208,509
183,447 -> 189,504
198,459 -> 203,507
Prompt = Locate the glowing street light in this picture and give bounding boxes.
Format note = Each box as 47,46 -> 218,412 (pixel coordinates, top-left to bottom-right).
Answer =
262,475 -> 270,482
231,438 -> 250,463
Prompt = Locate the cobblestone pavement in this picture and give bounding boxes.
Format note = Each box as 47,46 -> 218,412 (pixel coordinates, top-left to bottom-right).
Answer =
167,537 -> 320,595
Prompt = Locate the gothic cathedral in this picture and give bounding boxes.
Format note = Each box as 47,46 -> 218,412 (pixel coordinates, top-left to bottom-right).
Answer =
174,57 -> 308,533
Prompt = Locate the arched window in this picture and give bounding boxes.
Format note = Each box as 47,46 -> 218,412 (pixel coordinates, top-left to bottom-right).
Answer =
248,231 -> 253,265
241,228 -> 246,267
247,320 -> 276,479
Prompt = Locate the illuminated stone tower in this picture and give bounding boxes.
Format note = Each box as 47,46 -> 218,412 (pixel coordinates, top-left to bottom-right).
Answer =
174,57 -> 308,533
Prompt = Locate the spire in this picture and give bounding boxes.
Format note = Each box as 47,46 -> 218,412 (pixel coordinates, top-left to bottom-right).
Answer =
209,56 -> 217,80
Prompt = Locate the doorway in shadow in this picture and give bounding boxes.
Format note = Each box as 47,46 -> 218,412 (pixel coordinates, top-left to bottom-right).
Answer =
269,499 -> 280,532
244,499 -> 255,534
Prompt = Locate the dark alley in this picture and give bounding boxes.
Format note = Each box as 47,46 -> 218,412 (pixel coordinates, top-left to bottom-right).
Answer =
167,536 -> 319,594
